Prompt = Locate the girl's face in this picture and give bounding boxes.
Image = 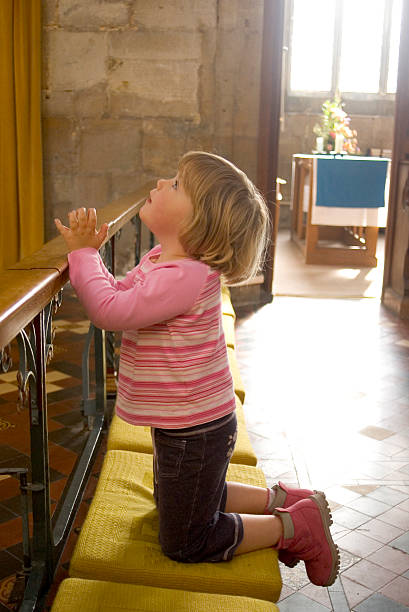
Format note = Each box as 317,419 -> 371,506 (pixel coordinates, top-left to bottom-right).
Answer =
140,175 -> 193,242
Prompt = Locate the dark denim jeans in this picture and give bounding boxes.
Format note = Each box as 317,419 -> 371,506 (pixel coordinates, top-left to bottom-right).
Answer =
151,411 -> 243,563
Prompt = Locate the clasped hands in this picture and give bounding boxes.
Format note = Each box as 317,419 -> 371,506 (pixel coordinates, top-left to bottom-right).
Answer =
55,208 -> 109,252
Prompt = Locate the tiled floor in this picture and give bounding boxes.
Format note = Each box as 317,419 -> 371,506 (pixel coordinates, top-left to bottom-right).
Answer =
235,276 -> 409,610
0,237 -> 409,610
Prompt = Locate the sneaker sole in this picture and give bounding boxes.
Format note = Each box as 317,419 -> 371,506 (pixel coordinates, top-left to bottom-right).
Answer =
309,491 -> 340,587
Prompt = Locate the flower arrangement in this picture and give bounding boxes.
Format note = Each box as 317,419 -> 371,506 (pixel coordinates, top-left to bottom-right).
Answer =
313,97 -> 359,154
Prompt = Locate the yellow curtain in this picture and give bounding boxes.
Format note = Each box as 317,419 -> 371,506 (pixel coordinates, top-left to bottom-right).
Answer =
0,0 -> 44,270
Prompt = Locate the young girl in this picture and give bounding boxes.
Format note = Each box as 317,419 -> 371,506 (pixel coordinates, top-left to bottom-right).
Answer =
55,151 -> 339,588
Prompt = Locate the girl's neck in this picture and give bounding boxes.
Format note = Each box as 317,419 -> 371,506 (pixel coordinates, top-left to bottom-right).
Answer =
156,238 -> 190,263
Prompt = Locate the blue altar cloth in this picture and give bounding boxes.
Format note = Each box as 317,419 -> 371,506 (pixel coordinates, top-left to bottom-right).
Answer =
315,157 -> 389,208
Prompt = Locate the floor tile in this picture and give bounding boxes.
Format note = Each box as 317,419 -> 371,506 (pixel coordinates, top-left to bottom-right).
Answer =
336,531 -> 383,557
367,545 -> 409,574
332,506 -> 371,529
379,576 -> 409,607
390,532 -> 409,555
325,485 -> 362,505
277,592 -> 330,611
346,496 -> 391,517
367,486 -> 409,506
341,558 -> 397,590
278,583 -> 295,601
280,560 -> 310,591
378,507 -> 409,530
359,425 -> 395,440
357,517 -> 404,544
354,592 -> 409,611
328,590 -> 350,612
345,484 -> 378,496
299,583 -> 332,609
338,549 -> 362,573
340,576 -> 373,609
397,498 -> 409,512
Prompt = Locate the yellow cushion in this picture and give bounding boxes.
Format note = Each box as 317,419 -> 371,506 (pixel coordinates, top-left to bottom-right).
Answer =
222,312 -> 236,349
234,398 -> 257,466
221,285 -> 236,320
227,347 -> 245,404
69,451 -> 281,602
51,578 -> 279,611
107,397 -> 256,466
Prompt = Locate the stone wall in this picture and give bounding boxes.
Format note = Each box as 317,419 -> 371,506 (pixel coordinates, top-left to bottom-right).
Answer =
42,0 -> 264,252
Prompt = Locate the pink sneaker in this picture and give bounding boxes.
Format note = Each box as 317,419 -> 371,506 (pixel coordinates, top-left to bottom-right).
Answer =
273,493 -> 340,587
268,482 -> 316,510
266,482 -> 316,568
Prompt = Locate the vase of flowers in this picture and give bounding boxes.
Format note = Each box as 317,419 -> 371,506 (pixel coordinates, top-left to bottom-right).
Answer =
313,96 -> 359,154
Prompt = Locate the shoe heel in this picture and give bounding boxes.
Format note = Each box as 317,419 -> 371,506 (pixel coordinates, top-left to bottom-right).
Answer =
278,549 -> 300,568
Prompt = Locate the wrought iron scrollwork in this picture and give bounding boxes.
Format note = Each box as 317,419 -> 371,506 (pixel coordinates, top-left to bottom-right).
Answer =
16,326 -> 38,417
16,291 -> 63,414
402,166 -> 409,211
0,344 -> 12,373
44,290 -> 63,365
100,237 -> 118,400
131,214 -> 142,265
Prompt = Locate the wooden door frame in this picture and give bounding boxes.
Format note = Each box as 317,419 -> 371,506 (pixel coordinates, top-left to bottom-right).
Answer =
257,0 -> 285,303
382,0 -> 409,305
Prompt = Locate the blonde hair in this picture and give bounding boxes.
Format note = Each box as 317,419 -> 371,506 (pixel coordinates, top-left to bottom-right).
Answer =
177,151 -> 270,285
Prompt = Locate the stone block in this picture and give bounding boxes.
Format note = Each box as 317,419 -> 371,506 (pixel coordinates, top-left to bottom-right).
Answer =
232,37 -> 262,138
74,83 -> 108,118
43,173 -> 76,240
109,30 -> 201,60
184,127 -> 215,154
372,115 -> 394,150
111,173 -> 155,200
218,0 -> 263,32
75,175 -> 111,209
108,60 -> 199,120
232,136 -> 258,183
42,0 -> 58,26
42,117 -> 78,175
42,90 -> 74,117
59,0 -> 129,30
79,119 -> 142,174
44,198 -> 75,241
47,31 -> 107,90
214,31 -> 240,137
212,137 -> 234,162
45,173 -> 76,205
196,30 -> 217,125
142,119 -> 187,174
131,0 -> 216,30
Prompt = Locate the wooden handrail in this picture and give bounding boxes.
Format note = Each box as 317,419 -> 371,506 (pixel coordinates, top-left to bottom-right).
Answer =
0,182 -> 154,349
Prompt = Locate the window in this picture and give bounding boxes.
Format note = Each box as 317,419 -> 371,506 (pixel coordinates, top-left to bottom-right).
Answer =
289,0 -> 402,97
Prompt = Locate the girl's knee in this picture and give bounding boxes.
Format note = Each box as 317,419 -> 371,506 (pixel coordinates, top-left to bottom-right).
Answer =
161,544 -> 192,563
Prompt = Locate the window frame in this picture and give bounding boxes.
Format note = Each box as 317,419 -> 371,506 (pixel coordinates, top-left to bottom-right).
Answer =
285,0 -> 399,109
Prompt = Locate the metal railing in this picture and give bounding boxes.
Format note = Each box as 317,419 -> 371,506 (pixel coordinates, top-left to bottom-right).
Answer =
0,182 -> 154,611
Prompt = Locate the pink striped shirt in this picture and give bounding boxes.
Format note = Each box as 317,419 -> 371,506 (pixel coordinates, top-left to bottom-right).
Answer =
68,245 -> 236,428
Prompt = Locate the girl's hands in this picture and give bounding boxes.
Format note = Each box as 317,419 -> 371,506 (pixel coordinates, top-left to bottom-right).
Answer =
54,207 -> 109,252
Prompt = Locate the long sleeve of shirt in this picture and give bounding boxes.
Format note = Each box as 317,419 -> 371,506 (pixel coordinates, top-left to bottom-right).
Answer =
67,247 -> 209,331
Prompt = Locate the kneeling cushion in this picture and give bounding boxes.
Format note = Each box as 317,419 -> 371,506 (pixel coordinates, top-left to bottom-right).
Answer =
69,451 -> 281,603
51,578 -> 279,611
227,347 -> 245,404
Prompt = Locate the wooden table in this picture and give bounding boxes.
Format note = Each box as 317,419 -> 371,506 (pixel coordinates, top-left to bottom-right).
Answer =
290,154 -> 389,267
